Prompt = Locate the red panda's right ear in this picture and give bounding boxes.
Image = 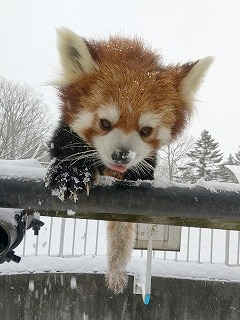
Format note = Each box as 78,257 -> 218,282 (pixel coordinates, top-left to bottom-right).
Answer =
56,27 -> 96,85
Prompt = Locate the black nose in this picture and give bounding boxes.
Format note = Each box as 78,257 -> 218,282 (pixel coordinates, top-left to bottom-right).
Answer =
111,149 -> 131,164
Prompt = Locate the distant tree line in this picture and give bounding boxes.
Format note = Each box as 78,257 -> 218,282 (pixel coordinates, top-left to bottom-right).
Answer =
156,130 -> 240,184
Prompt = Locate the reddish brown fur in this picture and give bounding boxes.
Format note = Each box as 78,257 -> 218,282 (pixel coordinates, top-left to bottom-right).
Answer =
59,37 -> 196,150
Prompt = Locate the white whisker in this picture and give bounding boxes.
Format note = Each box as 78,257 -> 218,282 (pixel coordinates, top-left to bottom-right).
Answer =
56,150 -> 99,167
129,157 -> 155,177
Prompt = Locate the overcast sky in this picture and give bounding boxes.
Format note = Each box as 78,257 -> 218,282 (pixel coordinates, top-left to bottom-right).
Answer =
0,0 -> 239,157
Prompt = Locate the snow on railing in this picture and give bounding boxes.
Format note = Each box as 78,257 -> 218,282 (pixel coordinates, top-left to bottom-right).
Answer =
1,171 -> 240,229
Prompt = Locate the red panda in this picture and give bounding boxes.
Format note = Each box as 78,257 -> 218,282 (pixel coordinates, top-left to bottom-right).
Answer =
45,28 -> 213,294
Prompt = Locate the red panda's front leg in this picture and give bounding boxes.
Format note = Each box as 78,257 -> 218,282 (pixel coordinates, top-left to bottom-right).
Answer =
106,221 -> 136,294
45,122 -> 101,201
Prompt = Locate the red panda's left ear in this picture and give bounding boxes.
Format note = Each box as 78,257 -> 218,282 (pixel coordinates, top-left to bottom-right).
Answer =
179,56 -> 214,109
56,27 -> 96,85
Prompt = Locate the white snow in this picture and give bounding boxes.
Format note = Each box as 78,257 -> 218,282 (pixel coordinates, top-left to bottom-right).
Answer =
98,175 -> 116,187
0,158 -> 239,194
1,255 -> 240,284
70,276 -> 77,289
226,165 -> 240,183
28,280 -> 35,292
0,159 -> 43,168
128,150 -> 136,162
67,209 -> 76,216
152,177 -> 240,192
152,177 -> 193,190
0,208 -> 18,226
195,178 -> 240,193
0,159 -> 46,181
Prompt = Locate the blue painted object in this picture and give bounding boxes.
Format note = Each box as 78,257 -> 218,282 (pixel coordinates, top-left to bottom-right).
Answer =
144,294 -> 151,305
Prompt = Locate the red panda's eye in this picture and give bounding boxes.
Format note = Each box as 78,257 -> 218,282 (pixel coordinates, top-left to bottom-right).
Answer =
99,119 -> 112,131
140,126 -> 153,137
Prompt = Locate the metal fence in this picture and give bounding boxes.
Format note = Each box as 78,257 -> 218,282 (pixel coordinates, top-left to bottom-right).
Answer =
15,216 -> 240,267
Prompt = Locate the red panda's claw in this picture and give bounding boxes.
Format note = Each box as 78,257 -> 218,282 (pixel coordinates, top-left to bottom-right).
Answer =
45,161 -> 99,201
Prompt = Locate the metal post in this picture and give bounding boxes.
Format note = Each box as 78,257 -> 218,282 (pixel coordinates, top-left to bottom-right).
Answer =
59,218 -> 66,257
225,230 -> 230,266
143,226 -> 154,305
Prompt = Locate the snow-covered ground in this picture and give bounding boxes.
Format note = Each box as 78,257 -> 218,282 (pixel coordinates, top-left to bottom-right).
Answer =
1,251 -> 240,284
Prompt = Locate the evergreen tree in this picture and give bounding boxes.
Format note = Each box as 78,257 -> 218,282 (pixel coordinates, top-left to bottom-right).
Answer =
235,147 -> 240,165
180,130 -> 223,183
228,153 -> 237,165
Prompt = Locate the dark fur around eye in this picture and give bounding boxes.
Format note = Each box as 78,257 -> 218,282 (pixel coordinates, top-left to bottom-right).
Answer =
99,119 -> 112,131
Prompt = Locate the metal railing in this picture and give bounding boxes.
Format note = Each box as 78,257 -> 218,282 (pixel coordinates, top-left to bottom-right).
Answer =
14,216 -> 240,267
1,177 -> 240,230
0,163 -> 240,268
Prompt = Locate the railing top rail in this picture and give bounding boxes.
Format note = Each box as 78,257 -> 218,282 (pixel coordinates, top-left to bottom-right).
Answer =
0,177 -> 240,230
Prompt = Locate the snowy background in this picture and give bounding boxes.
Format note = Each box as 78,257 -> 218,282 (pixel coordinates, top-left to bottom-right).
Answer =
0,0 -> 240,156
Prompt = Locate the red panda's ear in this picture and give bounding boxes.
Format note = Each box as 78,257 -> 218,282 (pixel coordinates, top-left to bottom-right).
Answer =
56,27 -> 96,85
178,56 -> 214,110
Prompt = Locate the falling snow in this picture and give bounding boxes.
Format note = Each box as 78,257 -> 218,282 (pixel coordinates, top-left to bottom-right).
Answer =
70,276 -> 77,289
29,280 -> 34,292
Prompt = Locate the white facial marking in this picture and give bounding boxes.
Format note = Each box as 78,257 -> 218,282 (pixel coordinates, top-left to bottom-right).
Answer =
93,128 -> 152,168
157,127 -> 172,146
70,110 -> 94,139
139,112 -> 162,128
97,104 -> 119,125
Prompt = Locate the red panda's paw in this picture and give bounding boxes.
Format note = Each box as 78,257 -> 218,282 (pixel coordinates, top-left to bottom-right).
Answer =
105,271 -> 128,294
45,160 -> 99,201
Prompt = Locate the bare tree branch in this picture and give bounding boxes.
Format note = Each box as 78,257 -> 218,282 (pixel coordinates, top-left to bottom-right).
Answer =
156,135 -> 194,181
0,77 -> 52,159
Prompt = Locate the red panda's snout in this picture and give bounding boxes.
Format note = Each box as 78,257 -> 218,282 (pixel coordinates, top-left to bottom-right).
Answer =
93,128 -> 152,173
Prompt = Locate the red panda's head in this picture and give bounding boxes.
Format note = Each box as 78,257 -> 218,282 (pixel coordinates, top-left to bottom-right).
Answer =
56,28 -> 213,173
